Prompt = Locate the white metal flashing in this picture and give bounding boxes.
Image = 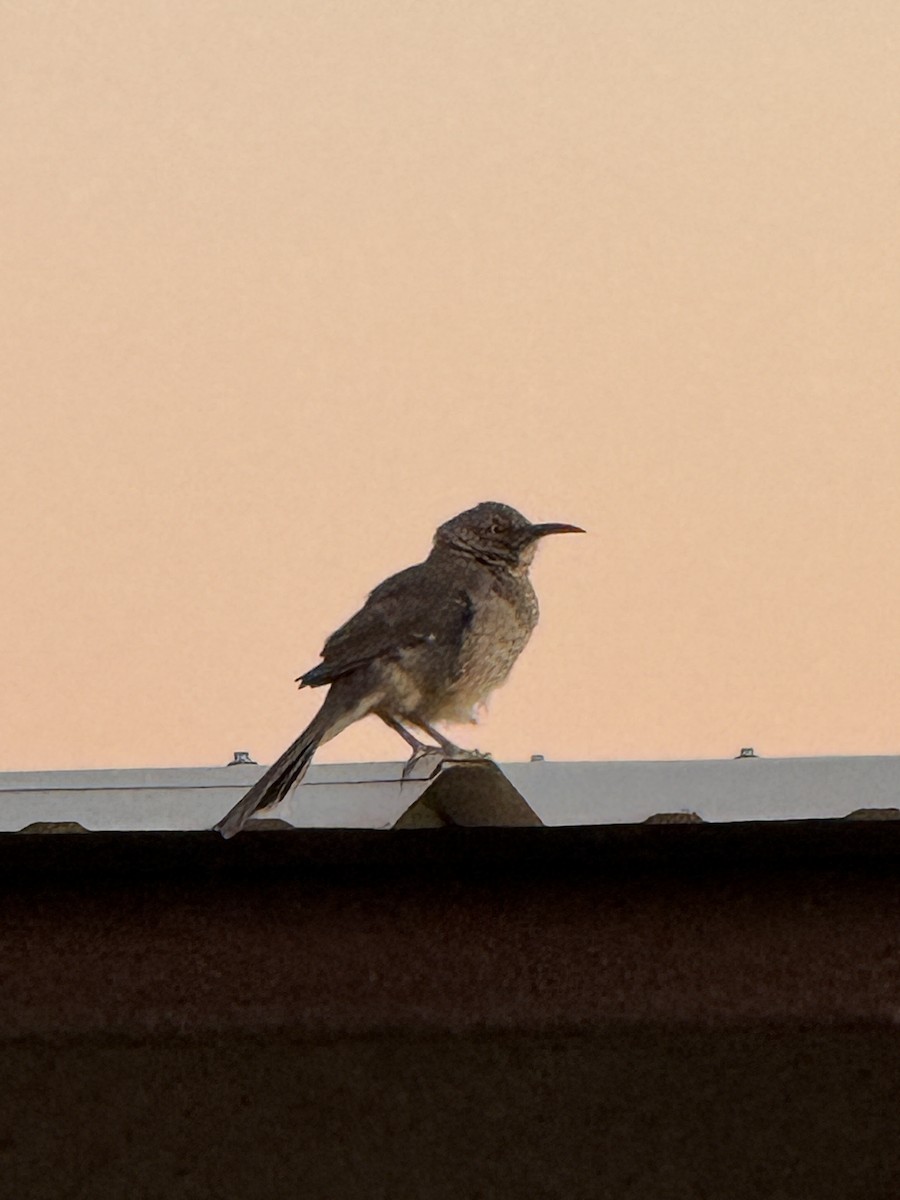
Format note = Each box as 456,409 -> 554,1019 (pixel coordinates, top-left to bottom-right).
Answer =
2,755 -> 900,832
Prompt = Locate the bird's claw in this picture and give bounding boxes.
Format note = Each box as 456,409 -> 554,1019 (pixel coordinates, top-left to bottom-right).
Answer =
443,747 -> 492,765
401,746 -> 446,781
400,744 -> 493,783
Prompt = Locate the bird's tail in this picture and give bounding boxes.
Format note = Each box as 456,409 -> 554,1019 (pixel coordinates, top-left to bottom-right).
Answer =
213,686 -> 370,839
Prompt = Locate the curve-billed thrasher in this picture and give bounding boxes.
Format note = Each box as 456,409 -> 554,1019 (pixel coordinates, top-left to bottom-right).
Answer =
214,501 -> 582,837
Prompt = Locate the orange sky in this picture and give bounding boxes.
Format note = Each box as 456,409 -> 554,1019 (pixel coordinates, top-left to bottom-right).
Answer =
4,1 -> 900,771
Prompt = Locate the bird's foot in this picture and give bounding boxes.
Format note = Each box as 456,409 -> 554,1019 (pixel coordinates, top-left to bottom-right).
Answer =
407,721 -> 492,766
400,745 -> 492,782
401,745 -> 447,782
441,747 -> 493,765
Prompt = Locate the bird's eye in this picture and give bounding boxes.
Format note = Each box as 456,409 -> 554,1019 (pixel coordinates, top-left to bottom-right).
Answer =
489,521 -> 503,535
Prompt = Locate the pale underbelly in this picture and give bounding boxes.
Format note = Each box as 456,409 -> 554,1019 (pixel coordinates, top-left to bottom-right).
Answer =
372,595 -> 535,726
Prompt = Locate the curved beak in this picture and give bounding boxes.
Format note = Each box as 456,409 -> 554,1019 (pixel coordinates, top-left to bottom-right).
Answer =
528,522 -> 585,539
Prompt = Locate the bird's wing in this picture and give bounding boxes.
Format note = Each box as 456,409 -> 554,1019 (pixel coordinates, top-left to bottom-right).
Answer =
296,561 -> 475,689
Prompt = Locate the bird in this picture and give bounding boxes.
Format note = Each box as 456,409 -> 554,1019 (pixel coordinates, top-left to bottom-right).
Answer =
213,501 -> 583,837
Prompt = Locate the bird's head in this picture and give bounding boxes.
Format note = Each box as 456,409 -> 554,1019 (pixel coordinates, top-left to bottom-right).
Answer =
434,501 -> 583,572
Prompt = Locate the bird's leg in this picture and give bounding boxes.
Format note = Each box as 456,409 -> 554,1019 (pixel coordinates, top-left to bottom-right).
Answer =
409,719 -> 491,764
377,712 -> 438,754
377,713 -> 446,781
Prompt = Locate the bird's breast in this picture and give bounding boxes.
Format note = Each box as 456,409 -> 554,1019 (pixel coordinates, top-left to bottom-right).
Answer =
374,572 -> 539,725
434,580 -> 538,721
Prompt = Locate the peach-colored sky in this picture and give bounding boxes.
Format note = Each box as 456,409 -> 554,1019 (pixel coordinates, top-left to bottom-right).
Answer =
3,1 -> 900,771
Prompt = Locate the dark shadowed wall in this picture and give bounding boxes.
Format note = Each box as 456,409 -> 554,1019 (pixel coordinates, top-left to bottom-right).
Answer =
3,820 -> 900,1199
